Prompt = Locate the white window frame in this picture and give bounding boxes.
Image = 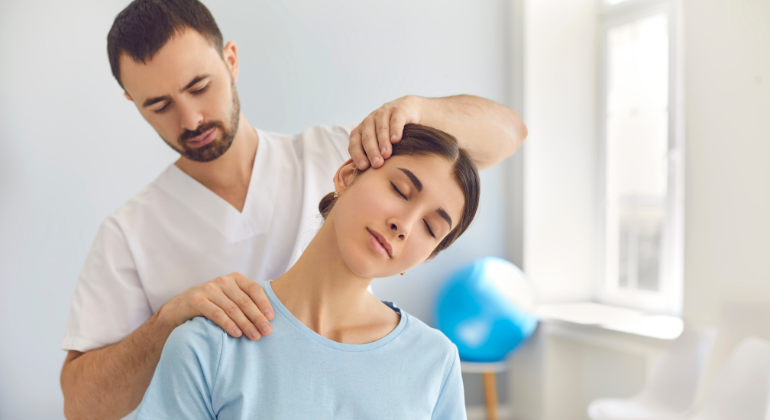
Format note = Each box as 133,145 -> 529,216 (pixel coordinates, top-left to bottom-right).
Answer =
596,0 -> 685,315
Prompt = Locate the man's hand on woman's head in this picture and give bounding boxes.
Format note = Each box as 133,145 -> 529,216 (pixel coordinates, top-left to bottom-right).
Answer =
159,272 -> 274,340
349,95 -> 422,170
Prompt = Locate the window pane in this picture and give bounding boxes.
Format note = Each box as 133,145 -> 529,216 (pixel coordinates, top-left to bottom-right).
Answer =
605,14 -> 668,293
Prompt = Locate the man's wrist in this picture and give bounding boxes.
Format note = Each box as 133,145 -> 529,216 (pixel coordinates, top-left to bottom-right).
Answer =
154,300 -> 181,333
405,95 -> 430,126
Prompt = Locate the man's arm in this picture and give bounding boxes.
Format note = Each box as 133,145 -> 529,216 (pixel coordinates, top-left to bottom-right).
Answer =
349,95 -> 528,171
61,273 -> 274,420
61,309 -> 173,420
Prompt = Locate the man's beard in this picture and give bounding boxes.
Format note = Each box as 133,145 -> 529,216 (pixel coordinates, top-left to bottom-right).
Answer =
163,81 -> 241,163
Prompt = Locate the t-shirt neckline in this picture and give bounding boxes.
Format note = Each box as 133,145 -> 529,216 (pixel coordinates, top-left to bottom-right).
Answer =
263,281 -> 407,352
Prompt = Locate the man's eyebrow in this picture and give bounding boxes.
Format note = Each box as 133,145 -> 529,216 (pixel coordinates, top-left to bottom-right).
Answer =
142,95 -> 170,108
437,208 -> 453,229
398,168 -> 422,192
141,74 -> 210,108
181,74 -> 209,92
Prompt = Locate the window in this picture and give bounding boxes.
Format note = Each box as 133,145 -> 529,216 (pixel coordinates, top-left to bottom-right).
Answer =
598,0 -> 683,315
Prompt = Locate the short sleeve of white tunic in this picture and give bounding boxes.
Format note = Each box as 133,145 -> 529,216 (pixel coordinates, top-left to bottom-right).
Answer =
62,124 -> 355,352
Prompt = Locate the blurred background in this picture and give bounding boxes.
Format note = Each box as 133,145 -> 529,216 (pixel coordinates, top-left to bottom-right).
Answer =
0,0 -> 768,419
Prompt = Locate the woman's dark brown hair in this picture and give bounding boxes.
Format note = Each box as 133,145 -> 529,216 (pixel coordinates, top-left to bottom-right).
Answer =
319,123 -> 481,258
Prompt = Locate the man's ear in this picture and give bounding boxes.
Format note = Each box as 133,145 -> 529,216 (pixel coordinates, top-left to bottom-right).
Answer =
123,91 -> 134,102
223,41 -> 239,82
333,159 -> 359,195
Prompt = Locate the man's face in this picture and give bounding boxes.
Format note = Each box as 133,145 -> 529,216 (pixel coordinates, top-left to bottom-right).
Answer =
120,30 -> 240,162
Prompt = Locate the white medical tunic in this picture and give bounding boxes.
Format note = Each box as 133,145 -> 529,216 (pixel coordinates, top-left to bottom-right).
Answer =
62,124 -> 352,352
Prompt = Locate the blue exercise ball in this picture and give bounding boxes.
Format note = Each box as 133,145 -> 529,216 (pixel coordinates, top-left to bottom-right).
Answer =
435,257 -> 538,363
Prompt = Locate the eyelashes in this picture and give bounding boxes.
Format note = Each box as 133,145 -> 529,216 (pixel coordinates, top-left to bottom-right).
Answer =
154,102 -> 170,114
423,220 -> 436,238
391,182 -> 436,238
153,84 -> 210,114
192,85 -> 209,95
391,182 -> 407,200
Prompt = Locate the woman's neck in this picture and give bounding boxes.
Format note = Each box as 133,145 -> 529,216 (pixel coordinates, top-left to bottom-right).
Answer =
270,219 -> 400,344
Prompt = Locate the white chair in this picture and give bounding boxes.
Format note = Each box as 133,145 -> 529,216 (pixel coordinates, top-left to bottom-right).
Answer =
684,337 -> 770,420
588,326 -> 717,420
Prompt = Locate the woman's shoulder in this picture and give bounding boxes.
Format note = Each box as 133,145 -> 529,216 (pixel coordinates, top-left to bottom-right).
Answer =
401,311 -> 458,359
174,316 -> 223,336
164,317 -> 226,357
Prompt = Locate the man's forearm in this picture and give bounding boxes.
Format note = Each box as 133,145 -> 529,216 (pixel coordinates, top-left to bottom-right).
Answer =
61,308 -> 176,420
415,95 -> 528,170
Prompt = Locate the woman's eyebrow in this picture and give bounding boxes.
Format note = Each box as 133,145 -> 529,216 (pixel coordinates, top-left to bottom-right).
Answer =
397,168 -> 422,192
436,208 -> 453,229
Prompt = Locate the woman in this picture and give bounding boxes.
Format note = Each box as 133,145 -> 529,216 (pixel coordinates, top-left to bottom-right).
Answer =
135,124 -> 480,419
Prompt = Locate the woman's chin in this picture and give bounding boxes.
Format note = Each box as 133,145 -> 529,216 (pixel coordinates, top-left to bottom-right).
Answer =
342,254 -> 400,279
346,263 -> 389,279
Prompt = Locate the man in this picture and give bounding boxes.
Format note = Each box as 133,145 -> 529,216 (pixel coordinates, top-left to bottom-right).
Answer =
59,0 -> 528,419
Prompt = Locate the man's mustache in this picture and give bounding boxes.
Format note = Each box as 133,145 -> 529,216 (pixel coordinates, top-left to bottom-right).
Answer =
179,121 -> 223,144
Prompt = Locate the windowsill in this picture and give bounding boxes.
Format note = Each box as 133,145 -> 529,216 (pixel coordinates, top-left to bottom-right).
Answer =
459,302 -> 682,373
536,301 -> 683,341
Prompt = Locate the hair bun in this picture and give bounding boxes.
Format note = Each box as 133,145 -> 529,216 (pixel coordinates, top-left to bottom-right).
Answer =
318,192 -> 338,219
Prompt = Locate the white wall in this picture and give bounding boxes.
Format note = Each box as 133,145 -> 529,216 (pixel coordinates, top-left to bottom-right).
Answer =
682,0 -> 770,330
522,0 -> 599,303
682,0 -> 770,391
0,0 -> 516,417
513,0 -> 770,418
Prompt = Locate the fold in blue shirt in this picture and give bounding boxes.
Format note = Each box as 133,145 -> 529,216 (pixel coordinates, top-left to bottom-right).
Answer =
136,281 -> 466,419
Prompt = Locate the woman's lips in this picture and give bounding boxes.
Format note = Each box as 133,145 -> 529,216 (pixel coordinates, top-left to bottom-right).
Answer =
367,228 -> 392,258
187,127 -> 217,148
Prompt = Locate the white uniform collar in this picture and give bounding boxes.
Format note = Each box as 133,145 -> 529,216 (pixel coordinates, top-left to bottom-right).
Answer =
153,129 -> 275,244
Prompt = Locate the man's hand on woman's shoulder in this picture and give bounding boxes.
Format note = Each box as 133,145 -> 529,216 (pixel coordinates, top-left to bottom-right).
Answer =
158,272 -> 274,340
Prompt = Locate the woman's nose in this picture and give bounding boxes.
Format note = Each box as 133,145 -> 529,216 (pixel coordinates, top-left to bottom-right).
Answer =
390,222 -> 406,240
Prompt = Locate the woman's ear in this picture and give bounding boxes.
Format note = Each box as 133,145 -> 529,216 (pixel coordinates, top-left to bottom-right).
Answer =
333,159 -> 359,194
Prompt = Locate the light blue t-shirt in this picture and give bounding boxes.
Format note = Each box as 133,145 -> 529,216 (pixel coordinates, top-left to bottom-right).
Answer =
136,281 -> 466,419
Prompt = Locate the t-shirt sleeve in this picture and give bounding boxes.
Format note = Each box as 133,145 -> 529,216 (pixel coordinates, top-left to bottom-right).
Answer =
135,318 -> 223,420
432,347 -> 467,420
61,216 -> 153,352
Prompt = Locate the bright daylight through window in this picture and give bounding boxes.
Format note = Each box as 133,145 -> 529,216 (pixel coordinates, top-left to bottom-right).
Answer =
600,0 -> 683,315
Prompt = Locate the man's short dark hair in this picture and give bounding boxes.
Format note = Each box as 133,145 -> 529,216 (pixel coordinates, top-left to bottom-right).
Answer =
107,0 -> 224,88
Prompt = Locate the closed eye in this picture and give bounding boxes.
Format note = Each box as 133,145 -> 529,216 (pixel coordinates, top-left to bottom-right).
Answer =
153,102 -> 170,114
423,220 -> 436,238
391,182 -> 407,200
192,84 -> 209,95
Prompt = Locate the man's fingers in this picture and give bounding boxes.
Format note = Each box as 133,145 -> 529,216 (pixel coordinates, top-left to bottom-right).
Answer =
375,109 -> 393,159
233,277 -> 274,320
348,128 -> 369,170
221,283 -> 271,339
389,107 -> 408,144
233,276 -> 274,337
361,116 -> 383,168
195,297 -> 245,339
206,286 -> 261,340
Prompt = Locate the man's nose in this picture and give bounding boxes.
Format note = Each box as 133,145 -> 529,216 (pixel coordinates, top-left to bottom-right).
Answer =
177,100 -> 203,131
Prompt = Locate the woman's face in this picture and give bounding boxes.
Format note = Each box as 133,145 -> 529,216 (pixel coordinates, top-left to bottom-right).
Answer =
331,154 -> 466,278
